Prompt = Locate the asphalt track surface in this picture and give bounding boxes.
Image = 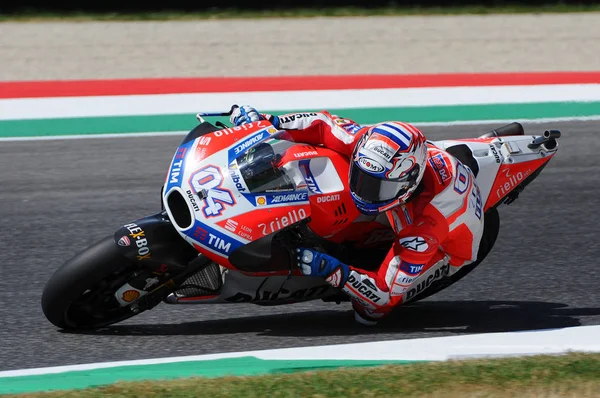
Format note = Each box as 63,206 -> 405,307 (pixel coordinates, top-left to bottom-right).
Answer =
1,120 -> 600,371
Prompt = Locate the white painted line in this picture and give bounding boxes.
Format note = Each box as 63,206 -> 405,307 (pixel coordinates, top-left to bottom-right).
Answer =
1,84 -> 600,120
0,115 -> 597,143
0,351 -> 250,378
1,325 -> 599,378
255,325 -> 600,361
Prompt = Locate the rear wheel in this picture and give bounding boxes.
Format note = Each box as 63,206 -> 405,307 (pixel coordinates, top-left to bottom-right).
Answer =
41,236 -> 160,329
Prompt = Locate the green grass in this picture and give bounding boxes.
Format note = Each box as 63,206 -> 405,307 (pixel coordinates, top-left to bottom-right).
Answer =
8,353 -> 600,397
2,4 -> 600,22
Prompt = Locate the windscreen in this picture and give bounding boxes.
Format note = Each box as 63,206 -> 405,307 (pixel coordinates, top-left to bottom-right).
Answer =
233,138 -> 298,193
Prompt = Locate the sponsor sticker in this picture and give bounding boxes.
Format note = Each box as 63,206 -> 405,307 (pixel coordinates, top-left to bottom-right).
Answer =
399,261 -> 425,275
166,140 -> 194,189
316,194 -> 340,203
489,144 -> 501,163
215,120 -> 268,137
122,290 -> 140,303
191,223 -> 239,256
194,137 -> 211,161
218,218 -> 253,240
326,268 -> 343,287
366,132 -> 401,162
229,165 -> 248,193
224,219 -> 238,232
334,118 -> 362,135
233,132 -> 266,155
278,113 -> 318,124
345,274 -> 384,305
256,195 -> 267,206
197,136 -> 211,146
404,263 -> 450,301
299,160 -> 322,194
495,166 -> 532,199
123,223 -> 152,260
399,236 -> 429,252
270,192 -> 308,203
294,150 -> 319,158
169,159 -> 184,185
334,118 -> 353,126
175,146 -> 187,160
357,157 -> 385,173
251,192 -> 309,206
470,184 -> 483,220
187,190 -> 200,212
403,206 -> 412,225
117,236 -> 130,247
259,208 -> 308,236
429,153 -> 451,184
391,275 -> 417,295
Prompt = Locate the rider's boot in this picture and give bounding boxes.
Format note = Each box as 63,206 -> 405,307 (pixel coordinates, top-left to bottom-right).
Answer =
352,302 -> 381,326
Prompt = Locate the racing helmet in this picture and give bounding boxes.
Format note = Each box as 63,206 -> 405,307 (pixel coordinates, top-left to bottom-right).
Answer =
349,122 -> 428,215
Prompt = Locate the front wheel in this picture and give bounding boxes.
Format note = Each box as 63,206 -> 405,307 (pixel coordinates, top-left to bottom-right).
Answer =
42,236 -> 156,330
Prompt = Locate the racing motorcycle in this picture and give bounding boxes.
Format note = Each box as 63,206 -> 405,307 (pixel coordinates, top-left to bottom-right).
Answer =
41,107 -> 561,329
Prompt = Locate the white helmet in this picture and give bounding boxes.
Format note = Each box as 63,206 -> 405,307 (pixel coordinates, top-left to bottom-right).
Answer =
349,122 -> 428,214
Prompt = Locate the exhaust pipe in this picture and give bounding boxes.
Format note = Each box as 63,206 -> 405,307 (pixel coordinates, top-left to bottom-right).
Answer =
479,122 -> 525,138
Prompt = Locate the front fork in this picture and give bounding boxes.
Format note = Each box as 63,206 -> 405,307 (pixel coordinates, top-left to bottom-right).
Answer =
111,211 -> 205,310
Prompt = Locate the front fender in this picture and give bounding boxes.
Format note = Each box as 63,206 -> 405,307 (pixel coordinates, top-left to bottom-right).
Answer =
113,211 -> 199,271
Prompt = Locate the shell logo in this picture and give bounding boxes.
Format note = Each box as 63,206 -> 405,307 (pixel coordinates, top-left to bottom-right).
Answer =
122,290 -> 141,303
267,127 -> 278,134
256,196 -> 267,206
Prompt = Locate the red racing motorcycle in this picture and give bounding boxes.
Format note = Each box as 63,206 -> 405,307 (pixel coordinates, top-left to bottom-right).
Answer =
41,108 -> 561,329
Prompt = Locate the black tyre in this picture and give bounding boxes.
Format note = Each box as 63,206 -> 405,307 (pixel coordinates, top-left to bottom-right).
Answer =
42,236 -> 146,330
405,207 -> 501,304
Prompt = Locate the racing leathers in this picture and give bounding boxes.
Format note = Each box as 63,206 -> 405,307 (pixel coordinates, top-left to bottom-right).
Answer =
267,111 -> 485,324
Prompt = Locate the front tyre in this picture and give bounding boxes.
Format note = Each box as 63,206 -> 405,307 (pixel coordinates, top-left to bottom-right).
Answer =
42,236 -> 147,330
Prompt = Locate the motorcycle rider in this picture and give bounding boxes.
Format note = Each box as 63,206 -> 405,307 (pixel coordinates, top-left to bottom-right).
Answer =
230,105 -> 488,325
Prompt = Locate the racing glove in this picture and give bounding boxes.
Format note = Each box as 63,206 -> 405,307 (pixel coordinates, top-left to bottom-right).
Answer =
230,105 -> 263,126
296,248 -> 349,288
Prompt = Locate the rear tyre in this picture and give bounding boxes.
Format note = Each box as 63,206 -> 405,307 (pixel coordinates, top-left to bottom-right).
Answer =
406,207 -> 500,304
41,236 -> 148,330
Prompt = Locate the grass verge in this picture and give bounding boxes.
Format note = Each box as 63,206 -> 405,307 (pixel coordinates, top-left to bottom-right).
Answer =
8,352 -> 600,397
2,4 -> 600,22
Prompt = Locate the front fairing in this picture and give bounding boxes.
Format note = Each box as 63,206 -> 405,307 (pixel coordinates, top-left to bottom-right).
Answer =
161,121 -> 311,265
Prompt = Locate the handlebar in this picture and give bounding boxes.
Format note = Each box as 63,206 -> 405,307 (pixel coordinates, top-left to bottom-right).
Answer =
196,104 -> 239,118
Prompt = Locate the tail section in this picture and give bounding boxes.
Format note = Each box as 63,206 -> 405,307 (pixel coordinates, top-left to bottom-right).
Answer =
431,125 -> 560,212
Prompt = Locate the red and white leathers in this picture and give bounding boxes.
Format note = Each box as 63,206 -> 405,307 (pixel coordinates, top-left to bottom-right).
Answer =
265,111 -> 485,323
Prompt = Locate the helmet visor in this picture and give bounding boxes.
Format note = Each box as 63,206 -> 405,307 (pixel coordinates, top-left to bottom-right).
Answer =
349,164 -> 412,203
